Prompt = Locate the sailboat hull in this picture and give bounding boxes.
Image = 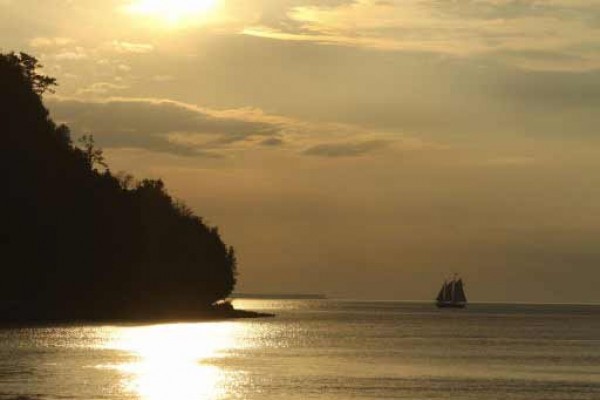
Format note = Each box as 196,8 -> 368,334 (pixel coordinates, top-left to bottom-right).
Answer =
436,302 -> 466,309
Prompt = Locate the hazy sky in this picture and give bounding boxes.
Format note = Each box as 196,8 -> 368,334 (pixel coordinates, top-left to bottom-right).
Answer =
3,0 -> 600,302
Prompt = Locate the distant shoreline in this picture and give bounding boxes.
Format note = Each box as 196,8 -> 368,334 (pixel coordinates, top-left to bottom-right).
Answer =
243,297 -> 600,306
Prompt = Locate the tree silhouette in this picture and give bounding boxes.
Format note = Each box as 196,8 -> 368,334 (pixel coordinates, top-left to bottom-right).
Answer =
4,52 -> 57,94
1,52 -> 238,322
78,134 -> 108,170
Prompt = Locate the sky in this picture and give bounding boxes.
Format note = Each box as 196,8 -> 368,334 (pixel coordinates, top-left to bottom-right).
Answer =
2,0 -> 600,303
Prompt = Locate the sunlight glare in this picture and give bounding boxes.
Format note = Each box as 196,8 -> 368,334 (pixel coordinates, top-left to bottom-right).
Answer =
125,0 -> 218,25
103,323 -> 245,400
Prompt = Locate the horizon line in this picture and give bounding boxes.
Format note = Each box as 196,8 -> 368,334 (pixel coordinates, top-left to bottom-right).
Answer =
232,296 -> 600,306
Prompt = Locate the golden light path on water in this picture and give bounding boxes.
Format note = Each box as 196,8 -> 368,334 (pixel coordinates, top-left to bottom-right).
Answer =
101,322 -> 248,400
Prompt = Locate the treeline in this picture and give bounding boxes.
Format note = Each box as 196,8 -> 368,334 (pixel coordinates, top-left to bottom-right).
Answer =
0,52 -> 237,321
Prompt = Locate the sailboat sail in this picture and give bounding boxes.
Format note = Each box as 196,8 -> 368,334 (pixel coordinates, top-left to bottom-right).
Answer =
454,279 -> 467,303
436,284 -> 445,302
444,281 -> 453,302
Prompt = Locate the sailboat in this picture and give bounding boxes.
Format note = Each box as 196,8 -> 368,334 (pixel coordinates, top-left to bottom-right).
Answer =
436,275 -> 467,308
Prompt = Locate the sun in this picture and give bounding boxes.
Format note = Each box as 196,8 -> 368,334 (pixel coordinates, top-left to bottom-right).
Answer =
125,0 -> 218,25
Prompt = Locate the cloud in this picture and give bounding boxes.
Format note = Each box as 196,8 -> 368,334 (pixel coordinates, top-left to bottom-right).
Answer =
242,0 -> 600,71
110,40 -> 154,54
46,96 -> 417,159
76,82 -> 129,95
303,139 -> 391,157
53,47 -> 88,60
260,137 -> 285,147
47,97 -> 286,157
29,37 -> 74,48
117,64 -> 132,72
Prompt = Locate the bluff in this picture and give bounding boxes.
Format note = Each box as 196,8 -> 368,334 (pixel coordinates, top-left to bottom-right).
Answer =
0,52 -> 238,322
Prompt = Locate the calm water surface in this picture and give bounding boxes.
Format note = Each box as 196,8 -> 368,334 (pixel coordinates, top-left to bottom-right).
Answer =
0,300 -> 599,399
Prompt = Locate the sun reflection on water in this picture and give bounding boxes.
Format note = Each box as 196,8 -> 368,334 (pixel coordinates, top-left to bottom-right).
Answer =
102,322 -> 245,400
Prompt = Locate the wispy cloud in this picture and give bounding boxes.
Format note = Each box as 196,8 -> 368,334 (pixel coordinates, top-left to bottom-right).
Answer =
29,37 -> 74,48
109,40 -> 154,54
76,82 -> 130,95
303,139 -> 391,157
53,47 -> 88,60
47,96 -> 417,158
47,97 -> 284,157
243,0 -> 600,71
260,137 -> 285,147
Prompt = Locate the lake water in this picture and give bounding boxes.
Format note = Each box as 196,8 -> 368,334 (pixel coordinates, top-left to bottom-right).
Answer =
0,300 -> 599,400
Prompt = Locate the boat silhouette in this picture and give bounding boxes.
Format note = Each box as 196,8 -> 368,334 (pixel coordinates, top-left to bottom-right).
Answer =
436,275 -> 467,308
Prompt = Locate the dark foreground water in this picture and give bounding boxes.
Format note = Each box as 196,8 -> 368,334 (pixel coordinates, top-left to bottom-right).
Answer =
0,300 -> 599,400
